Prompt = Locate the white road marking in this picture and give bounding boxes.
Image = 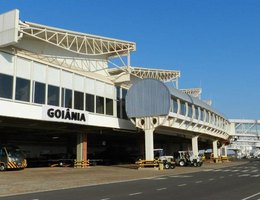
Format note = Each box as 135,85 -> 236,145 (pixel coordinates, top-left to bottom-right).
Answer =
170,175 -> 193,178
153,177 -> 167,180
203,169 -> 213,172
252,169 -> 259,173
209,178 -> 215,181
157,188 -> 167,191
251,174 -> 260,177
195,181 -> 203,183
241,192 -> 260,200
239,174 -> 250,177
100,198 -> 110,200
223,169 -> 230,172
129,192 -> 142,196
178,184 -> 187,187
219,176 -> 225,179
242,170 -> 249,172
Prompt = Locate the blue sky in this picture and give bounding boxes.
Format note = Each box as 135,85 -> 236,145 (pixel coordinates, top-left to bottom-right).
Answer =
1,0 -> 260,119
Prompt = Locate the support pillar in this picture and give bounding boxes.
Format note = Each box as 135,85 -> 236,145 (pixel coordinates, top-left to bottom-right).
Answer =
145,129 -> 154,160
212,140 -> 218,159
192,136 -> 199,157
76,133 -> 88,167
221,145 -> 228,157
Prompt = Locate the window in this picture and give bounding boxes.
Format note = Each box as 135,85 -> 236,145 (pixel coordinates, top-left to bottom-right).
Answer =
205,111 -> 209,123
33,81 -> 45,104
61,88 -> 72,108
106,98 -> 113,116
195,106 -> 199,119
211,114 -> 215,125
180,101 -> 186,116
200,109 -> 205,121
15,77 -> 30,102
74,91 -> 84,110
0,73 -> 13,99
96,96 -> 104,114
188,104 -> 193,118
122,89 -> 127,119
86,93 -> 94,112
116,87 -> 121,118
48,85 -> 59,106
173,98 -> 178,113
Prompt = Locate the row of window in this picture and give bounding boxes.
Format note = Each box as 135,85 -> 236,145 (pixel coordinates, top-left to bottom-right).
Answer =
170,98 -> 228,129
0,73 -> 114,116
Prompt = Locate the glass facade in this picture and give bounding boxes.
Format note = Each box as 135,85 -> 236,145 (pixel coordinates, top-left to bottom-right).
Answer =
96,96 -> 104,114
180,101 -> 186,116
47,85 -> 59,106
0,73 -> 13,99
116,87 -> 121,118
15,77 -> 30,102
122,89 -> 127,119
116,87 -> 128,119
33,81 -> 45,104
194,106 -> 199,120
85,93 -> 94,112
173,98 -> 178,113
74,91 -> 84,110
61,88 -> 72,108
200,109 -> 205,121
188,104 -> 193,118
106,98 -> 113,116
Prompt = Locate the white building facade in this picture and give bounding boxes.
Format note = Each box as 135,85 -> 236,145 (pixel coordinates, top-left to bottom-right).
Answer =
0,9 -> 231,166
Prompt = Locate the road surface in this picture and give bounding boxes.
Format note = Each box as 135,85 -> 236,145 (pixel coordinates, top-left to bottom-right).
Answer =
1,160 -> 260,200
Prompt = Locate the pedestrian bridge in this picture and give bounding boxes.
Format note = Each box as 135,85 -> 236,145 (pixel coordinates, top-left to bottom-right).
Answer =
126,78 -> 230,160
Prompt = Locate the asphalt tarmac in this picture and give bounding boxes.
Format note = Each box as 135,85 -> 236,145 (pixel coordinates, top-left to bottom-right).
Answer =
2,160 -> 259,200
0,159 -> 253,199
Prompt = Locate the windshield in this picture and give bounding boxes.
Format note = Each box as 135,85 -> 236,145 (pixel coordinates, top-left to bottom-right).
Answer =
6,146 -> 25,159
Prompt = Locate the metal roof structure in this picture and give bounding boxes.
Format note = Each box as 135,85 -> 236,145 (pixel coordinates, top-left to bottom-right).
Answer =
128,67 -> 180,83
19,21 -> 136,57
126,79 -> 230,141
180,88 -> 202,98
108,66 -> 180,85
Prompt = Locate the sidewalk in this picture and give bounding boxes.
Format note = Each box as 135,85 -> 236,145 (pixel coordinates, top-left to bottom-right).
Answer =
0,160 -> 248,197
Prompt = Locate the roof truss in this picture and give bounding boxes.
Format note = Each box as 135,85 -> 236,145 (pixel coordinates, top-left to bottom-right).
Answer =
129,67 -> 180,82
180,88 -> 202,98
19,21 -> 136,57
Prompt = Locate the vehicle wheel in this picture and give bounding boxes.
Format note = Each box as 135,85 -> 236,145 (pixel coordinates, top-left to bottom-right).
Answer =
193,161 -> 198,167
164,162 -> 171,169
171,164 -> 176,169
179,160 -> 185,167
0,164 -> 6,171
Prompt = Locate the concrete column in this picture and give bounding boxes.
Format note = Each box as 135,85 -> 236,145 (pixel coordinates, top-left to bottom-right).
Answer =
145,129 -> 154,160
76,133 -> 88,161
192,136 -> 199,157
212,140 -> 218,159
221,145 -> 227,157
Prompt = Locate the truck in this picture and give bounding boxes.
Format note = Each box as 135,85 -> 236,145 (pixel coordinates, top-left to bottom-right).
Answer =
0,145 -> 27,171
154,149 -> 176,169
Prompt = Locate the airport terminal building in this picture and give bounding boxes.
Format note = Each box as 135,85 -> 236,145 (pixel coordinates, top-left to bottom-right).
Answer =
0,10 -> 231,167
